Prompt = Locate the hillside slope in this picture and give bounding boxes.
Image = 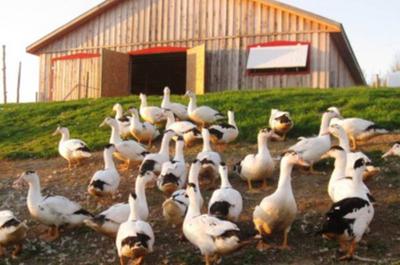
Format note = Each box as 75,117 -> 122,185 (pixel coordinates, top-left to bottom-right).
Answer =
0,88 -> 399,159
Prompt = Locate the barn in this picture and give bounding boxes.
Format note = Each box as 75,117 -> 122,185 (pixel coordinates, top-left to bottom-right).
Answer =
27,0 -> 366,102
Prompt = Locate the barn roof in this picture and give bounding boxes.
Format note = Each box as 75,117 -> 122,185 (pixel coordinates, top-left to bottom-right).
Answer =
26,0 -> 366,85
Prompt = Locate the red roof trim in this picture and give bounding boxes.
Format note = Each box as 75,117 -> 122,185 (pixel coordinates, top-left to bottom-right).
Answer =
128,47 -> 188,56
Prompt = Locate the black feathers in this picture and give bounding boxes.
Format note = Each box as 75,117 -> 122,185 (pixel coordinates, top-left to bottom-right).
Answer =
104,143 -> 114,149
90,179 -> 108,191
130,192 -> 137,200
141,151 -> 150,157
233,162 -> 242,175
161,173 -> 180,186
74,209 -> 93,217
210,201 -> 231,220
121,233 -> 151,249
353,158 -> 365,169
365,124 -> 383,131
208,128 -> 224,140
77,145 -> 90,153
329,145 -> 344,151
319,197 -> 370,237
200,159 -> 215,165
1,218 -> 21,229
25,170 -> 35,174
91,214 -> 107,225
275,115 -> 292,124
140,160 -> 157,175
367,193 -> 376,203
118,116 -> 130,123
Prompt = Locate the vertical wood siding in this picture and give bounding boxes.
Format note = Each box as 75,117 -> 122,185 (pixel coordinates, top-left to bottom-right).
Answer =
36,0 -> 358,101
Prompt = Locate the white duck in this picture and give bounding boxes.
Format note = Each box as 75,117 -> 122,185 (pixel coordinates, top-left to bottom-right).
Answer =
128,108 -> 160,146
288,110 -> 341,171
157,136 -> 187,196
13,171 -> 92,241
112,103 -> 131,139
162,160 -> 203,227
84,203 -> 129,238
328,106 -> 388,150
185,91 -> 224,127
116,193 -> 155,265
139,93 -> 165,124
253,151 -> 309,250
0,210 -> 28,258
325,152 -> 374,203
161,86 -> 189,120
100,117 -> 148,169
53,126 -> 91,169
164,109 -> 202,146
382,142 -> 400,158
234,128 -> 277,192
269,109 -> 294,141
132,170 -> 155,222
208,110 -> 239,146
329,124 -> 380,181
139,130 -> 175,176
208,163 -> 243,222
196,128 -> 222,188
319,196 -> 374,261
88,144 -> 120,197
183,182 -> 243,265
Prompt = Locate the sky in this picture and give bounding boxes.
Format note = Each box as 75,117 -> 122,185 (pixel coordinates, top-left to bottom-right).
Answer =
0,0 -> 399,103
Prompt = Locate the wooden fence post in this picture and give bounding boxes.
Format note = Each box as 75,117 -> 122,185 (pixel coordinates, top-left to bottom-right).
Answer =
16,61 -> 21,103
2,45 -> 7,104
85,72 -> 89,98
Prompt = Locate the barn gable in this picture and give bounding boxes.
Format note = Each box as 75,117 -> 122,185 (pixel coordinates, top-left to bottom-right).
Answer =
27,0 -> 365,101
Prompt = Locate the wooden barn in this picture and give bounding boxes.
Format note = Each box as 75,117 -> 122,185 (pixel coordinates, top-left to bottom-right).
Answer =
27,0 -> 366,102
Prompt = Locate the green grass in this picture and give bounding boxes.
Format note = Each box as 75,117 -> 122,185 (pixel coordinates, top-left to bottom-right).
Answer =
0,87 -> 399,160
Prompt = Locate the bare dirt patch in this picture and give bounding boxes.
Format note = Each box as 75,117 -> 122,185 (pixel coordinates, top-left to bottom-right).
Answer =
1,139 -> 399,265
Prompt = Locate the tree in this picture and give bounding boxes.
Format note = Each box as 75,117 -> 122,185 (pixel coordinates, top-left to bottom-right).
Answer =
391,52 -> 400,72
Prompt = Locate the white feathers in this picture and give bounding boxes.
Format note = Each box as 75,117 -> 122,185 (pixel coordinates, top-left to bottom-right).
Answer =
139,93 -> 166,124
54,127 -> 91,163
161,86 -> 189,120
186,91 -> 223,126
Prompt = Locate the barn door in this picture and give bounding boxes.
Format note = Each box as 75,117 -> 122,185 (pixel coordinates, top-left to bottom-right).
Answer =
101,48 -> 130,97
186,44 -> 205,95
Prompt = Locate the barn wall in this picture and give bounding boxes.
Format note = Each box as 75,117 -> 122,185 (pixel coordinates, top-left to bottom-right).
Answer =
329,35 -> 356,87
36,0 -> 356,101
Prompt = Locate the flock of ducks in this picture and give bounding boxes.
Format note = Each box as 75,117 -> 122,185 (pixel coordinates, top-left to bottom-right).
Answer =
1,86 -> 398,265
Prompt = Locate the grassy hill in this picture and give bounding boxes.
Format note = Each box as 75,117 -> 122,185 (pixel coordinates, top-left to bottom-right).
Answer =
1,87 -> 399,160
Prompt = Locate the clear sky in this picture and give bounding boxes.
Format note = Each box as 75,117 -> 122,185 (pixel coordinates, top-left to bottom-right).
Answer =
0,0 -> 399,103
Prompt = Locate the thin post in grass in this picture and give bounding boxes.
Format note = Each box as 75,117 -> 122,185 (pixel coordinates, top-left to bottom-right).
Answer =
16,61 -> 21,103
2,45 -> 7,104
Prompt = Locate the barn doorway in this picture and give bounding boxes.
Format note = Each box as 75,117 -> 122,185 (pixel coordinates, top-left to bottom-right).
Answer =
130,48 -> 187,95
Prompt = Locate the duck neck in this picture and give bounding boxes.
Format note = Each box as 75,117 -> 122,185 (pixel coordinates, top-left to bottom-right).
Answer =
104,149 -> 116,170
134,178 -> 148,218
159,134 -> 172,156
336,132 -> 351,153
128,199 -> 138,221
188,165 -> 201,187
220,172 -> 232,189
352,168 -> 364,186
319,114 -> 331,136
257,135 -> 270,156
60,131 -> 70,143
277,159 -> 294,190
332,153 -> 347,180
187,96 -> 197,113
202,133 -> 212,152
165,114 -> 175,128
140,96 -> 147,108
228,114 -> 236,127
27,178 -> 43,211
162,93 -> 170,106
109,124 -> 122,144
186,192 -> 201,219
131,115 -> 141,130
115,107 -> 123,119
174,142 -> 184,162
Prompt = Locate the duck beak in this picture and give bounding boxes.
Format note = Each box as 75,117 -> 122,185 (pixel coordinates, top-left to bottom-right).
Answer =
13,175 -> 25,190
297,157 -> 310,167
99,120 -> 106,128
382,149 -> 393,158
52,129 -> 59,136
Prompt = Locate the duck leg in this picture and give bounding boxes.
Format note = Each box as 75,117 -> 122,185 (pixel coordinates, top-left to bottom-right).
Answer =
339,239 -> 356,260
278,228 -> 291,250
246,179 -> 260,194
0,245 -> 5,257
205,255 -> 212,265
119,256 -> 127,265
133,256 -> 145,265
11,243 -> 22,258
261,179 -> 268,190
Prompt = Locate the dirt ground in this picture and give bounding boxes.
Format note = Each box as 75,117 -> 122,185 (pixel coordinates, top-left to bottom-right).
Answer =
1,135 -> 400,265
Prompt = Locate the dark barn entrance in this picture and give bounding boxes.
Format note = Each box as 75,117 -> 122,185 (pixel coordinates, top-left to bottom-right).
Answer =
130,52 -> 187,95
